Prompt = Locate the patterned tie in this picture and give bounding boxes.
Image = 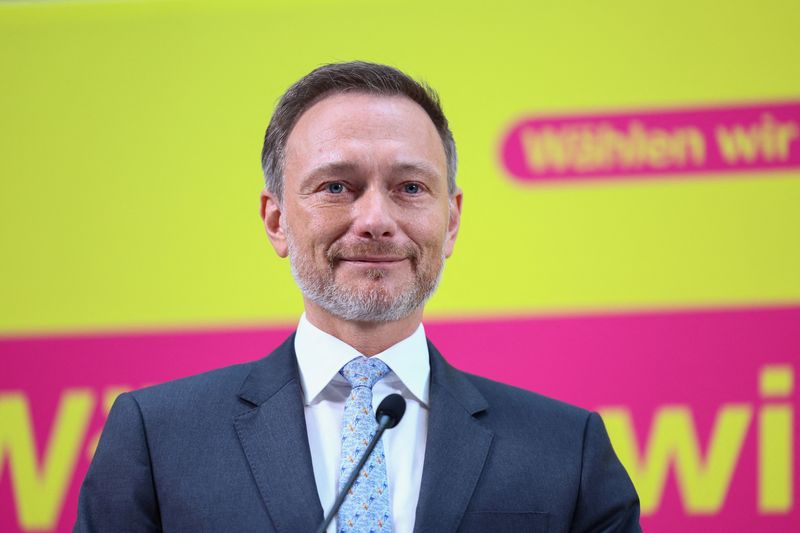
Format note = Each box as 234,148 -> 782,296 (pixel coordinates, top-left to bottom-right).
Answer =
336,357 -> 393,533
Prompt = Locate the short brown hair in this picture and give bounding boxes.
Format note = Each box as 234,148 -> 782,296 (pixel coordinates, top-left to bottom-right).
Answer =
261,61 -> 457,200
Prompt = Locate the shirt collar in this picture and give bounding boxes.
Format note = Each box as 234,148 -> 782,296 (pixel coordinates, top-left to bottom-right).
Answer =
294,313 -> 430,407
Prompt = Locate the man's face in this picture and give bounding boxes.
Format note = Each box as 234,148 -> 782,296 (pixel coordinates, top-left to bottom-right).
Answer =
261,92 -> 461,322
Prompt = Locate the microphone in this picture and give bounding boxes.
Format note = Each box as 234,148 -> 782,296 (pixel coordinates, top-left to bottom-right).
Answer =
375,392 -> 406,429
316,394 -> 407,533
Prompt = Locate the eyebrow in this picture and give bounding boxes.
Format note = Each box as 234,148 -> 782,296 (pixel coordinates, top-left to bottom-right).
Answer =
390,161 -> 442,180
296,162 -> 357,192
301,160 -> 442,187
304,161 -> 360,180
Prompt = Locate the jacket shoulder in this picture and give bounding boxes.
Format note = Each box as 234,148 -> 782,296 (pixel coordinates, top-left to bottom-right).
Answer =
455,371 -> 640,531
460,371 -> 594,439
128,359 -> 257,409
127,332 -> 297,413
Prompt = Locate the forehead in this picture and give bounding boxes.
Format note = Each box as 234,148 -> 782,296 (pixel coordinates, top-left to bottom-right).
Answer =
283,92 -> 447,179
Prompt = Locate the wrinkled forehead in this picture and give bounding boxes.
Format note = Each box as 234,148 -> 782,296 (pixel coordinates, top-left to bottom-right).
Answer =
283,92 -> 447,179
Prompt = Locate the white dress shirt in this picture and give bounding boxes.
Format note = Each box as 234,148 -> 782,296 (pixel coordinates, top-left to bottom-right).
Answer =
294,313 -> 430,533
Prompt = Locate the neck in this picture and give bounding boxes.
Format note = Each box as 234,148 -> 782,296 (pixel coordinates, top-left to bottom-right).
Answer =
303,299 -> 424,356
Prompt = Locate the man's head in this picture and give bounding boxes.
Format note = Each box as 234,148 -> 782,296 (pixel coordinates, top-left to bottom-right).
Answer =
261,62 -> 458,201
260,62 -> 462,323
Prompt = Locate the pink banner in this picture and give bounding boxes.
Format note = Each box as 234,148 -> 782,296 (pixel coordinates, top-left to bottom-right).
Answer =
500,101 -> 800,182
1,306 -> 798,532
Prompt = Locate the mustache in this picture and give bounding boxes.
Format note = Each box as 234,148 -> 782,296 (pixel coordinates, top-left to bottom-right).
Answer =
327,241 -> 419,264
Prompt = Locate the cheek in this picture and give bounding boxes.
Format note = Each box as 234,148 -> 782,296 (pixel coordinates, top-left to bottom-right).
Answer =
407,223 -> 449,257
303,212 -> 351,249
294,202 -> 347,228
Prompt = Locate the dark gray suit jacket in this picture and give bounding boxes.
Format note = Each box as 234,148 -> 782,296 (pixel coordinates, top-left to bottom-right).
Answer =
75,334 -> 640,532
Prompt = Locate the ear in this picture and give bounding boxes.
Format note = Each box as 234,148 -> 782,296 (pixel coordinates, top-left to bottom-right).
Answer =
443,188 -> 463,258
260,188 -> 288,258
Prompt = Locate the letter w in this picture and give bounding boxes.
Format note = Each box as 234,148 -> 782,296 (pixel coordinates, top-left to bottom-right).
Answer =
715,125 -> 760,164
600,405 -> 751,514
0,390 -> 94,530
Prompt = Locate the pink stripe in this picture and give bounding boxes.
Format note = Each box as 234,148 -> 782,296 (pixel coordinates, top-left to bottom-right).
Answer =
1,306 -> 798,532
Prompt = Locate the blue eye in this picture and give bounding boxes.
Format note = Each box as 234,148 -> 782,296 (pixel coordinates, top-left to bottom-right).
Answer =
326,182 -> 345,194
403,183 -> 421,194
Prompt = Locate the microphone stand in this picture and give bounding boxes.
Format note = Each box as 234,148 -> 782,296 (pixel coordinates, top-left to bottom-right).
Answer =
315,414 -> 394,533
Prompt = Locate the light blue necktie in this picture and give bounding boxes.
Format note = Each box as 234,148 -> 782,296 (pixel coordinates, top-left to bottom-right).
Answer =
337,357 -> 393,533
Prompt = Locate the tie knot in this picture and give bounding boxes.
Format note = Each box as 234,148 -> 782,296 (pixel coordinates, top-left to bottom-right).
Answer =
340,357 -> 390,390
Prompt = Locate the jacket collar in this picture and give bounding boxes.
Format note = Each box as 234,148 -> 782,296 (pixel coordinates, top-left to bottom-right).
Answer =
413,340 -> 493,532
237,333 -> 300,407
234,333 -> 494,533
234,333 -> 325,532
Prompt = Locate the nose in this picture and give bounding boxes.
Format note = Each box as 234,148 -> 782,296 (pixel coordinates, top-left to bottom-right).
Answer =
351,187 -> 397,240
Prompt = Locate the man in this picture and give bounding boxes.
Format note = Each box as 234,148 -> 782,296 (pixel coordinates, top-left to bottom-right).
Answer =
75,62 -> 640,532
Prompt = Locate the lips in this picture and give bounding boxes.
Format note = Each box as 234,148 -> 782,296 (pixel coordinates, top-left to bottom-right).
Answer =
328,242 -> 419,266
341,256 -> 405,263
339,257 -> 408,269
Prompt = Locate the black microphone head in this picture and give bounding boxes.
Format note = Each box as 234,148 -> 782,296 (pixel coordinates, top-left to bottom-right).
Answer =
376,393 -> 406,429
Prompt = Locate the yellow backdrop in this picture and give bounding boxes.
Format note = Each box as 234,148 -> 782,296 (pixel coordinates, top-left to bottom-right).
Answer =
2,0 -> 798,336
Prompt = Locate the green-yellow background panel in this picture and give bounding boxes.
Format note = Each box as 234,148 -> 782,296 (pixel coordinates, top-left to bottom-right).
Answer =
1,0 -> 799,335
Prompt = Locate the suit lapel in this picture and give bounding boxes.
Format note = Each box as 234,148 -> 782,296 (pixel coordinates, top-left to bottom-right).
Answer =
413,341 -> 494,533
234,334 -> 324,532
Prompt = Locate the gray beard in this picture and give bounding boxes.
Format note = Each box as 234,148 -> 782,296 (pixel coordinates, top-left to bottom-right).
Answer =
285,228 -> 444,323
